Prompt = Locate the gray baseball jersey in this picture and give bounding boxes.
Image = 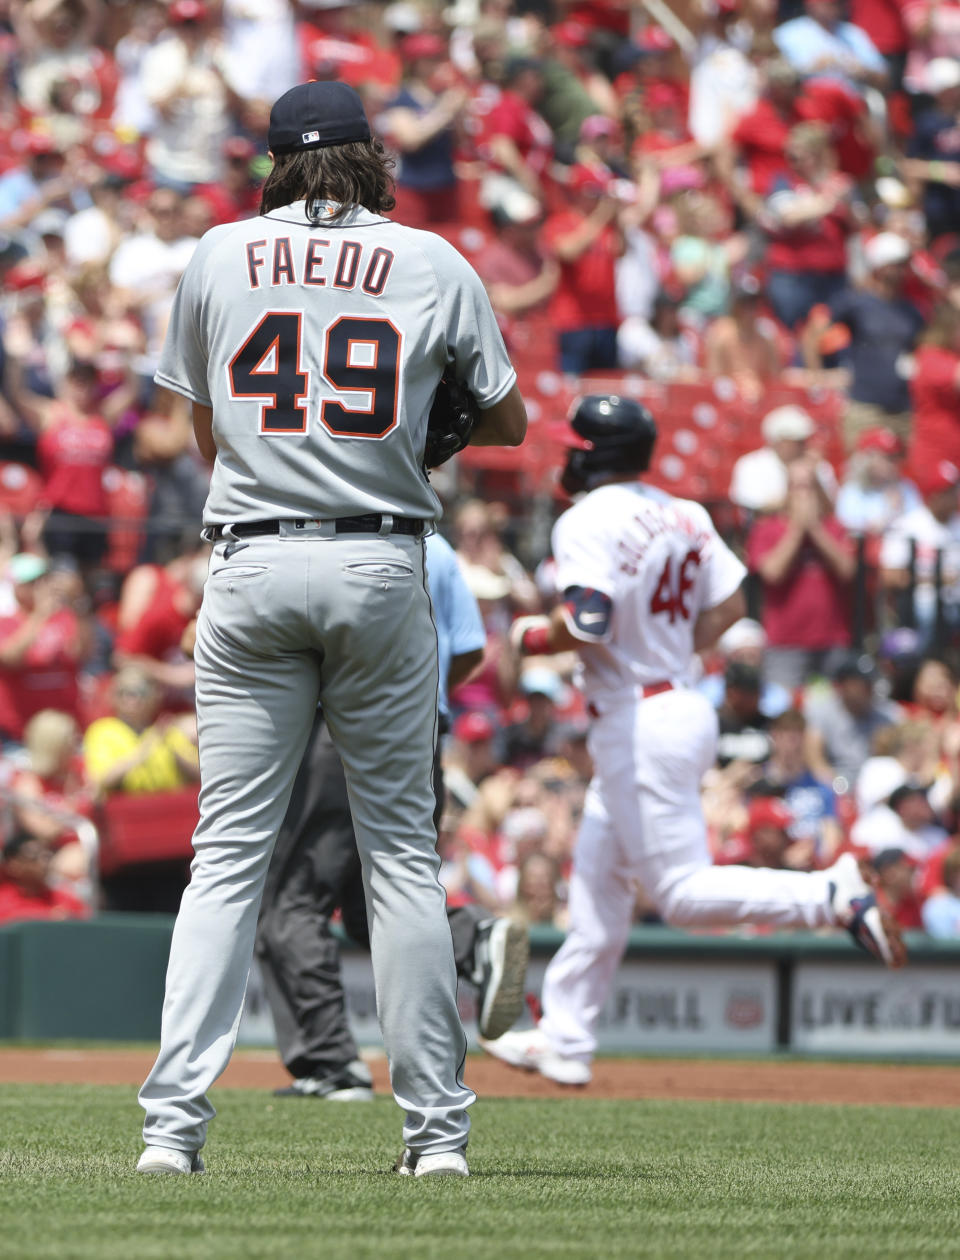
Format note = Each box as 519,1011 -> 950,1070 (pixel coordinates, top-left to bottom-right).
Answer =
155,200 -> 516,525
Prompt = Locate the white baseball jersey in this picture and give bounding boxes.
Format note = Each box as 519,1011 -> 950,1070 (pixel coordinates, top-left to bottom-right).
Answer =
552,481 -> 746,706
155,200 -> 517,527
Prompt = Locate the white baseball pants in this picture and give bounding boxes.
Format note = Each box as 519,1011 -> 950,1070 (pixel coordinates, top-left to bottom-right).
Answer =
539,687 -> 834,1062
139,528 -> 474,1155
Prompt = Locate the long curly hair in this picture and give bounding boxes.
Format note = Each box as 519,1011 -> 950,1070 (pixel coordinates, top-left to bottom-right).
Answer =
259,138 -> 396,223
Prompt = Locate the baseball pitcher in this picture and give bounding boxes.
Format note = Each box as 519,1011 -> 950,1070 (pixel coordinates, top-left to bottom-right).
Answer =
136,80 -> 526,1178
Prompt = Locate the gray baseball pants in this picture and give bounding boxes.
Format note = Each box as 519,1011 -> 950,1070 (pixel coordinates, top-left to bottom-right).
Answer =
139,523 -> 474,1156
256,711 -> 487,1082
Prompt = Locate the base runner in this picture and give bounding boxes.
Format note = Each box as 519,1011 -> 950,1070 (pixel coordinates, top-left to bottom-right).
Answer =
481,395 -> 905,1086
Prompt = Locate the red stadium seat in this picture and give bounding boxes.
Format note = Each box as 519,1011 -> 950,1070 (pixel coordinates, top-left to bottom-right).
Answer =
96,785 -> 200,876
0,462 -> 43,517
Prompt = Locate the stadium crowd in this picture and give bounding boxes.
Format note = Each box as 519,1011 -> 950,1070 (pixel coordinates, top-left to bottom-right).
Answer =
0,0 -> 959,943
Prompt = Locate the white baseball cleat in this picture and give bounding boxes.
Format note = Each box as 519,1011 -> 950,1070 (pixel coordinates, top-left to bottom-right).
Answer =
395,1147 -> 469,1177
136,1146 -> 205,1175
827,852 -> 907,969
479,1027 -> 592,1086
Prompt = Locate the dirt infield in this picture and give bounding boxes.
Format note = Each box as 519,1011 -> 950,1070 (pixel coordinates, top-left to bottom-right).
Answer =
1,1048 -> 958,1107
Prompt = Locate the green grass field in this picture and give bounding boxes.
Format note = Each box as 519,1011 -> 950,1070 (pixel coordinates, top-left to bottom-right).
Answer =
2,1084 -> 959,1260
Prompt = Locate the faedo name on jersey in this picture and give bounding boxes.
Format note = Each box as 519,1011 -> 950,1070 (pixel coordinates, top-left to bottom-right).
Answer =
244,236 -> 395,295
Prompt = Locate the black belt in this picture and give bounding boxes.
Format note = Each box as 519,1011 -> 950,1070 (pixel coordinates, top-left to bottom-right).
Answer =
208,514 -> 425,541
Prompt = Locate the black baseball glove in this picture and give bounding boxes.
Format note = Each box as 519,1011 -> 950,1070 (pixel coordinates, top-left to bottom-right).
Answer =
423,374 -> 480,468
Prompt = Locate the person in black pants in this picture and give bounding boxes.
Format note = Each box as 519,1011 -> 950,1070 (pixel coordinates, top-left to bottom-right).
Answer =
255,532 -> 529,1100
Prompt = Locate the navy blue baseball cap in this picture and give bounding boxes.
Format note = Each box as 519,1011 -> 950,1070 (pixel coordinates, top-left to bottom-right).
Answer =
268,81 -> 371,155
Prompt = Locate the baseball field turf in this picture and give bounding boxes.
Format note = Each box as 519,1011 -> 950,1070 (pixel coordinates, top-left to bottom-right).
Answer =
2,1084 -> 959,1260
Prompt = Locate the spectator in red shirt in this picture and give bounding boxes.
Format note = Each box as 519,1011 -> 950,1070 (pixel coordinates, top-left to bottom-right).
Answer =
722,57 -> 804,197
0,553 -> 92,742
747,458 -> 856,689
870,846 -> 925,930
478,56 -> 553,208
541,164 -> 623,373
760,122 -> 853,330
472,189 -> 557,340
909,302 -> 960,481
0,830 -> 89,923
113,545 -> 208,691
4,350 -> 133,571
11,707 -> 93,888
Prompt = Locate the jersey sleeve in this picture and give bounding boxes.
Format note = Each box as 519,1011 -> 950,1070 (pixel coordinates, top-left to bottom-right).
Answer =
428,238 -> 517,408
153,240 -> 212,406
696,505 -> 747,609
551,504 -> 619,599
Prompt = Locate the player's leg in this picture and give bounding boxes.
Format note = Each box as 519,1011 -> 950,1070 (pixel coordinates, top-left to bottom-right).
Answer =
317,534 -> 473,1158
481,789 -> 633,1082
256,711 -> 371,1097
606,691 -> 899,960
139,544 -> 321,1159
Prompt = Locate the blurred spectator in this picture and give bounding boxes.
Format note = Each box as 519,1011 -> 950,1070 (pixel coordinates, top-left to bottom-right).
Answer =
856,720 -> 939,816
63,165 -> 139,268
453,498 -> 539,613
902,658 -> 959,727
112,0 -> 168,135
540,22 -> 618,144
714,661 -> 773,769
717,795 -> 810,871
108,187 -> 198,374
541,164 -> 622,373
443,710 -> 499,808
478,56 -> 552,208
670,190 -> 742,323
754,707 -> 843,861
802,232 -> 924,448
905,58 -> 960,242
83,665 -> 199,797
721,57 -> 803,197
378,32 -> 466,229
921,845 -> 960,938
700,617 -> 792,718
835,427 -> 920,534
0,553 -> 91,742
761,122 -> 853,329
880,460 -> 960,642
0,829 -> 88,923
703,276 -> 784,403
851,781 -> 947,861
773,0 -> 887,94
747,459 -> 855,689
139,0 -> 235,189
513,850 -> 563,927
729,404 -> 837,513
804,653 -> 899,788
687,0 -> 760,150
0,132 -> 73,236
11,0 -> 104,116
617,291 -> 698,379
10,707 -> 92,885
908,303 -> 960,485
871,846 -> 924,930
473,188 -> 557,332
498,667 -> 564,771
194,136 -> 261,226
3,354 -> 124,570
112,545 -> 207,689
